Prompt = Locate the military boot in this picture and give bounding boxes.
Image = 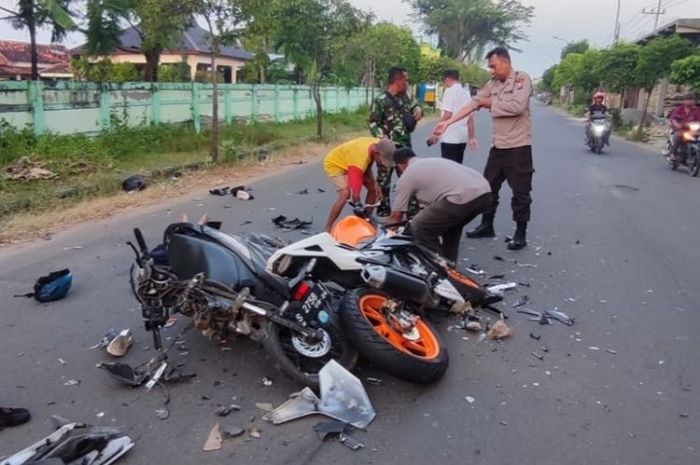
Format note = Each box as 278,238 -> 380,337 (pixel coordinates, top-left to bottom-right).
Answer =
466,214 -> 495,238
507,222 -> 528,250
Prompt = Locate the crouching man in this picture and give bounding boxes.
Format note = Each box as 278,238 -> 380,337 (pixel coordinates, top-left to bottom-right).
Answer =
323,137 -> 397,232
379,148 -> 492,262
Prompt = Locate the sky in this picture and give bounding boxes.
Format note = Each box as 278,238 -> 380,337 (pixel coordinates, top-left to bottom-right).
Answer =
2,0 -> 700,77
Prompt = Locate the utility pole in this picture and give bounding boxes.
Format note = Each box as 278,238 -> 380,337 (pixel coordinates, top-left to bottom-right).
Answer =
642,0 -> 665,31
614,0 -> 622,44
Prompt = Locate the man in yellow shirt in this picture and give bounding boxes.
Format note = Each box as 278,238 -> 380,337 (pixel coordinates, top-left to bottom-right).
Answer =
323,137 -> 396,232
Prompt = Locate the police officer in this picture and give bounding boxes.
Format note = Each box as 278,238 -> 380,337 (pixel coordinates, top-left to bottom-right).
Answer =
433,47 -> 533,251
369,66 -> 422,220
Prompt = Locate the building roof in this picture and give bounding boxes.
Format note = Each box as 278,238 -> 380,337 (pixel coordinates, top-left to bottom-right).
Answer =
0,40 -> 69,65
635,18 -> 700,45
72,24 -> 253,61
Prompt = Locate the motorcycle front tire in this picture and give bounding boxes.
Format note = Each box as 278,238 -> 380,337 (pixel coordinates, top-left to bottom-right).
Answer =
339,288 -> 449,384
263,309 -> 358,388
688,147 -> 699,177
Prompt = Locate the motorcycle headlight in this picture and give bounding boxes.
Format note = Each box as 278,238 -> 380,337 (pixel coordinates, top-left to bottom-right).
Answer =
593,126 -> 605,135
689,122 -> 700,132
683,131 -> 694,142
272,254 -> 293,275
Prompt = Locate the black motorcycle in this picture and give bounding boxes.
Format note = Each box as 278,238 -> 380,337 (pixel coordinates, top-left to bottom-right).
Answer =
666,122 -> 700,177
128,222 -> 357,387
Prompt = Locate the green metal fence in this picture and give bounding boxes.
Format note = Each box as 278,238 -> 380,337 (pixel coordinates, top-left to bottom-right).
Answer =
0,81 -> 372,136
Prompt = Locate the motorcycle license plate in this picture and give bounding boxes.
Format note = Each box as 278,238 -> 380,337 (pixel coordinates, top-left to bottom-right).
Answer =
297,284 -> 332,326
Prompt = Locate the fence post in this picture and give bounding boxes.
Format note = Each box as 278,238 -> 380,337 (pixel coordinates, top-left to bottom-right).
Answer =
150,83 -> 161,125
293,87 -> 299,120
192,82 -> 201,133
273,84 -> 280,123
28,81 -> 45,136
98,83 -> 111,131
251,84 -> 258,122
224,86 -> 232,125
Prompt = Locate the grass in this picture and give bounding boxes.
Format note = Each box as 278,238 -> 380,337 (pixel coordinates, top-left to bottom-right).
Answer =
0,108 -> 370,222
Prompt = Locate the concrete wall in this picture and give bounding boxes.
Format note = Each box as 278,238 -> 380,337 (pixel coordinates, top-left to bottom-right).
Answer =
0,81 -> 369,136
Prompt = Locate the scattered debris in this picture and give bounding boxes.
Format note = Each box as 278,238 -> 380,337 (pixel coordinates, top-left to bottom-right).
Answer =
155,407 -> 170,420
264,360 -> 375,429
493,255 -> 504,261
248,427 -> 262,439
63,379 -> 80,387
272,215 -> 313,231
222,425 -> 245,439
106,329 -> 133,357
58,358 -> 66,365
317,188 -> 326,193
465,266 -> 485,276
14,268 -> 72,303
365,377 -> 382,386
3,420 -> 134,464
465,321 -> 482,332
513,296 -> 530,308
464,396 -> 475,404
544,309 -> 575,326
96,411 -> 105,418
589,346 -> 600,351
606,349 -> 618,355
486,282 -> 518,295
5,156 -> 57,181
163,316 -> 177,328
531,352 -> 544,361
255,403 -> 273,412
529,332 -> 541,341
122,174 -> 147,192
209,187 -> 230,196
261,377 -> 274,387
488,319 -> 513,340
240,220 -> 252,226
298,188 -> 309,195
489,274 -> 505,280
679,413 -> 689,419
313,420 -> 364,450
216,405 -> 233,417
203,423 -> 223,451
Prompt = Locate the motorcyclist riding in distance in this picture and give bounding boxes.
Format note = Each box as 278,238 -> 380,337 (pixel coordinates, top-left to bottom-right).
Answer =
666,92 -> 700,163
585,91 -> 610,146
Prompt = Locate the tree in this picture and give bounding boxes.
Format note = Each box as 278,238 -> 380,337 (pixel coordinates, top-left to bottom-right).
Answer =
417,54 -> 489,88
333,22 -> 420,92
539,64 -> 557,93
406,0 -> 534,61
634,35 -> 693,134
560,39 -> 589,60
197,0 -> 247,161
1,0 -> 75,80
594,42 -> 639,109
671,54 -> 700,91
271,0 -> 364,138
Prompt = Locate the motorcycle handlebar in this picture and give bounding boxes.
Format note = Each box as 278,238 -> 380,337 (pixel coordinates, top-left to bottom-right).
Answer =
133,228 -> 148,253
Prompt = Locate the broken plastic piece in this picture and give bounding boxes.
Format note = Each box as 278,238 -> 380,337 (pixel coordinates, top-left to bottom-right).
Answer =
106,329 -> 133,357
339,433 -> 364,450
261,377 -> 273,387
531,351 -> 544,361
209,187 -> 230,196
313,419 -> 348,441
222,425 -> 245,439
486,282 -> 517,295
513,296 -> 530,308
529,332 -> 541,341
203,423 -> 222,451
271,216 -> 313,231
544,309 -> 574,326
155,408 -> 170,420
264,360 -> 375,429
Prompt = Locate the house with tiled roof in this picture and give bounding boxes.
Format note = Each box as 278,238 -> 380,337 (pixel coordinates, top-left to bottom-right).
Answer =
72,24 -> 253,83
0,40 -> 72,80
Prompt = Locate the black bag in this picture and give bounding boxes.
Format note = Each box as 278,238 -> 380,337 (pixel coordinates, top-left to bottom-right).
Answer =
386,92 -> 417,133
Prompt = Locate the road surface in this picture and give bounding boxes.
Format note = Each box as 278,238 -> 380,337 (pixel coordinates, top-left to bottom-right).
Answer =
1,103 -> 699,465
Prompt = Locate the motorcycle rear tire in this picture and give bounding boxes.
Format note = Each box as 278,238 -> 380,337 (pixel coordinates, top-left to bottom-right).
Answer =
340,288 -> 449,384
263,309 -> 358,388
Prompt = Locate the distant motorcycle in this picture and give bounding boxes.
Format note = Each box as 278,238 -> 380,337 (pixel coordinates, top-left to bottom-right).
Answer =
666,122 -> 700,176
586,114 -> 611,154
128,222 -> 357,387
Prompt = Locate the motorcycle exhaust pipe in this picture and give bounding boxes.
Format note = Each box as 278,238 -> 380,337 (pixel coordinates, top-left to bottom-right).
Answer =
361,265 -> 430,303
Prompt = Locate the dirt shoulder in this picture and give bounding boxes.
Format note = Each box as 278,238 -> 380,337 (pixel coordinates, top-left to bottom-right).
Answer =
1,118 -> 440,247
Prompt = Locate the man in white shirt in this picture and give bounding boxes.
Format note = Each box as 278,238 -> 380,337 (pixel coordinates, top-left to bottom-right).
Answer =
433,69 -> 478,164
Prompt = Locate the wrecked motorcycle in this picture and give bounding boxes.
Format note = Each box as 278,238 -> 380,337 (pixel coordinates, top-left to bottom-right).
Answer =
128,222 -> 357,387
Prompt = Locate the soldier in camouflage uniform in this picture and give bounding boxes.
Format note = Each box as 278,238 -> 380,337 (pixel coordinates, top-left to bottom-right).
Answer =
369,66 -> 422,218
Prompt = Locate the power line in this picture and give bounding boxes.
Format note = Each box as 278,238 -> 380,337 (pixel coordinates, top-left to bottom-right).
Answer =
642,0 -> 665,31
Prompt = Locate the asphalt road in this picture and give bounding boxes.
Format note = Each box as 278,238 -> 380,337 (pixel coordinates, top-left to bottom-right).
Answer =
1,103 -> 699,465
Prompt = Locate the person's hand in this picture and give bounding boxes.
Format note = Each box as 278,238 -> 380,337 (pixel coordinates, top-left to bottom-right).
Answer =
433,121 -> 448,136
468,137 -> 478,151
478,97 -> 492,109
428,134 -> 439,145
372,183 -> 382,201
413,107 -> 423,121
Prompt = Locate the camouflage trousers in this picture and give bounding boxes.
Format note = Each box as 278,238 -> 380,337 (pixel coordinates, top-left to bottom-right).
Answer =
376,164 -> 420,218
